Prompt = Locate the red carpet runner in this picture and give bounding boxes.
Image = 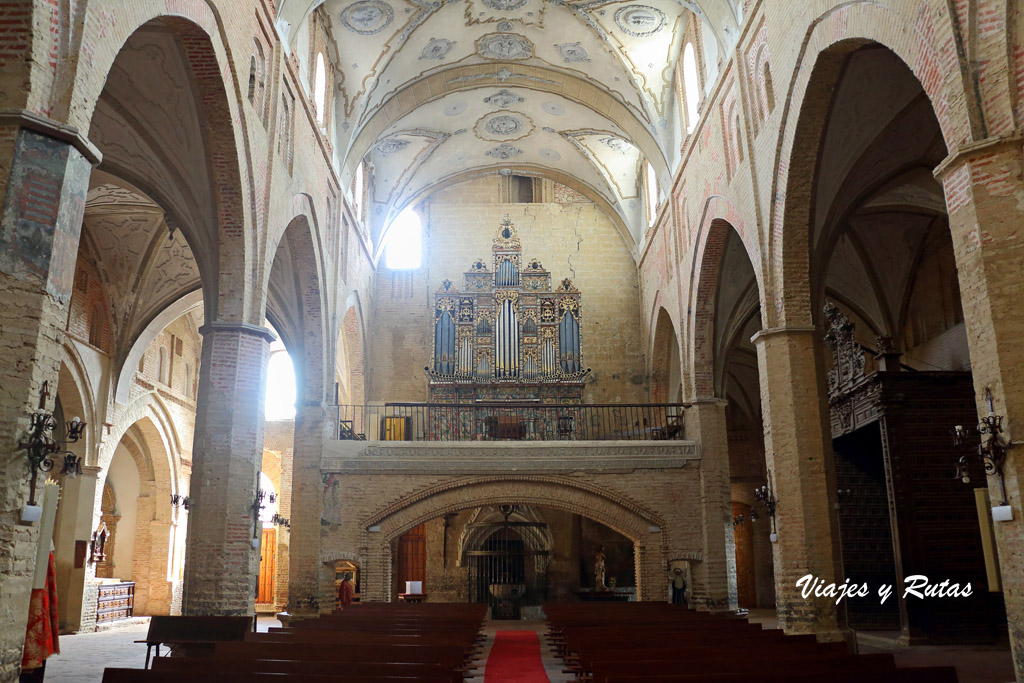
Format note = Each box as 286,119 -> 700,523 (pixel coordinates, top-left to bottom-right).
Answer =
484,630 -> 550,682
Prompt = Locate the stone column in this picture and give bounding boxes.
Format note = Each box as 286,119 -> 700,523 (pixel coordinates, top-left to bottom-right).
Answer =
0,120 -> 96,681
182,322 -> 272,615
935,140 -> 1024,679
687,399 -> 734,611
752,327 -> 845,641
287,401 -> 328,615
52,466 -> 101,633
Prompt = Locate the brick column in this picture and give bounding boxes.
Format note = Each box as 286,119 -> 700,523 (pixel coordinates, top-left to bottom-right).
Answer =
936,140 -> 1024,679
687,399 -> 735,610
52,466 -> 101,633
0,121 -> 95,681
752,327 -> 845,641
182,322 -> 272,615
287,401 -> 329,616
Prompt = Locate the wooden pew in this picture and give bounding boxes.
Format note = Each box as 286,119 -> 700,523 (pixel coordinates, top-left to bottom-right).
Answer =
134,615 -> 252,668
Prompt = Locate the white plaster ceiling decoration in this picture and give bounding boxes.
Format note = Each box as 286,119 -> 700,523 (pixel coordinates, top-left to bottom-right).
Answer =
483,89 -> 525,108
475,110 -> 535,141
466,0 -> 546,27
369,129 -> 450,205
476,32 -> 535,60
278,0 -> 746,249
340,0 -> 395,35
420,37 -> 457,60
614,4 -> 666,37
555,42 -> 590,63
562,129 -> 642,199
486,142 -> 524,159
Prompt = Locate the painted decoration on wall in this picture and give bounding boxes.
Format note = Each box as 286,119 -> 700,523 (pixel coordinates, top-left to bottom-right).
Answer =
484,89 -> 525,108
485,143 -> 523,159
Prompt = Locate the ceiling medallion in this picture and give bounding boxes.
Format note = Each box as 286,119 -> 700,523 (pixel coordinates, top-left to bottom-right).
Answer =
555,42 -> 590,63
476,33 -> 534,60
486,143 -> 523,160
614,5 -> 666,37
483,89 -> 524,108
483,0 -> 527,10
420,37 -> 456,60
375,138 -> 408,154
341,1 -> 394,35
476,110 -> 534,141
486,115 -> 522,136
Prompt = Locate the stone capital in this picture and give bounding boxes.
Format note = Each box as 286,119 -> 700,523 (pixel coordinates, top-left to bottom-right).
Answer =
749,326 -> 817,345
932,132 -> 1024,180
0,109 -> 102,165
198,321 -> 277,342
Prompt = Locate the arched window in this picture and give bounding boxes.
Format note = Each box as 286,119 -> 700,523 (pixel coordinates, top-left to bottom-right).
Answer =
682,43 -> 699,134
248,55 -> 257,102
88,304 -> 103,347
158,347 -> 168,385
384,207 -> 421,269
733,111 -> 744,162
762,58 -> 775,115
354,161 -> 365,222
314,53 -> 327,126
645,161 -> 659,227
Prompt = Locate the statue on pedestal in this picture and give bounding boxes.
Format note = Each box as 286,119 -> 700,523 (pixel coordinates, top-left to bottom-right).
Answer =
594,547 -> 607,591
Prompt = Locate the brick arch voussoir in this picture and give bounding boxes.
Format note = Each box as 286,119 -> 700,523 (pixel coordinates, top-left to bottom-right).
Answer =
688,197 -> 761,400
768,2 -> 971,329
365,475 -> 666,545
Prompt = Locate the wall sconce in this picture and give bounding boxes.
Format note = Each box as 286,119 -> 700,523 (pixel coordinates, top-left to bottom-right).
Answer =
952,387 -> 1009,506
754,472 -> 778,540
732,510 -> 759,528
251,488 -> 277,543
272,513 -> 290,528
18,382 -> 86,506
170,493 -> 194,510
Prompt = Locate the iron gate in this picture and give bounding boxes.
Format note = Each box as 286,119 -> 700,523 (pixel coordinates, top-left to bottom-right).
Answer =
466,526 -> 548,619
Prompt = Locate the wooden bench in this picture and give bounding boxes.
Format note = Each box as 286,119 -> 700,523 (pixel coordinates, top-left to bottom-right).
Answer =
134,616 -> 252,668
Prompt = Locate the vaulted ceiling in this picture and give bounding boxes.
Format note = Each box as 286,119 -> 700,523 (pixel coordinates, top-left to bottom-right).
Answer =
276,0 -> 743,252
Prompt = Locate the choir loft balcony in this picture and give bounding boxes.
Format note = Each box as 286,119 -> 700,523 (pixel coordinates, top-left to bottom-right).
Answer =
323,403 -> 698,477
335,402 -> 688,442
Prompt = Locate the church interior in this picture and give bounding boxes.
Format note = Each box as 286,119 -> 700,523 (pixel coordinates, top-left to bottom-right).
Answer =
1,0 -> 1023,681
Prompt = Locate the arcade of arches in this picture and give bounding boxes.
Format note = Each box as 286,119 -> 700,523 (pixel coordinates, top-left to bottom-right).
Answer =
1,0 -> 1023,680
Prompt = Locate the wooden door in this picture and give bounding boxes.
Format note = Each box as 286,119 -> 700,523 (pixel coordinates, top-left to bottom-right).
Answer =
732,502 -> 756,609
395,523 -> 426,594
257,527 -> 276,604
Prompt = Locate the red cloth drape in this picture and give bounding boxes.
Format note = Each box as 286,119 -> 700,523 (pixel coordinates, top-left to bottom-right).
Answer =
22,552 -> 59,670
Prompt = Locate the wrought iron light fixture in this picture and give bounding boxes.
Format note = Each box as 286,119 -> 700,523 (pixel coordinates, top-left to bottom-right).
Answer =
170,493 -> 194,510
271,513 -> 290,528
952,387 -> 1009,506
732,510 -> 759,528
18,382 -> 86,506
754,472 -> 778,539
251,488 -> 277,542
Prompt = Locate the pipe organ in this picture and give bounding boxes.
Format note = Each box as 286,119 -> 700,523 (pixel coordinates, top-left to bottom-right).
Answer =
427,217 -> 589,406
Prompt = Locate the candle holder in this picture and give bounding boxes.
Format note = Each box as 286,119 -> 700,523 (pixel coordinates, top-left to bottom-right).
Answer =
18,382 -> 86,506
170,493 -> 194,510
754,471 -> 778,538
952,387 -> 1009,506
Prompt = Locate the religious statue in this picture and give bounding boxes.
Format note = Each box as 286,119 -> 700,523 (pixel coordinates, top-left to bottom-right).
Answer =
670,566 -> 687,606
594,547 -> 607,591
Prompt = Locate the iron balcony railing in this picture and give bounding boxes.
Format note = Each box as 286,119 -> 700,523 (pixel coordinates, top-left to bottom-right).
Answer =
335,403 -> 688,442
